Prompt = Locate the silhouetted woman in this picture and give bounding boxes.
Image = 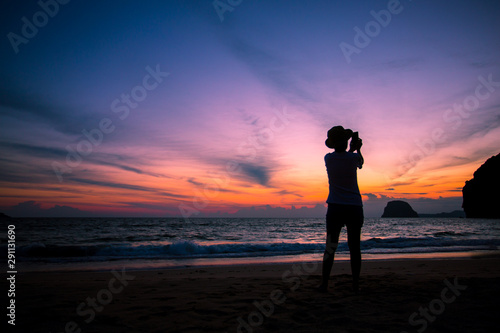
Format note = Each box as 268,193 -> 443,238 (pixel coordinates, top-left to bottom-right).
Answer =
318,126 -> 364,293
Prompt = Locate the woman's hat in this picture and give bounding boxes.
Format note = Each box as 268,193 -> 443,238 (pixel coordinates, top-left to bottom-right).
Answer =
325,126 -> 353,149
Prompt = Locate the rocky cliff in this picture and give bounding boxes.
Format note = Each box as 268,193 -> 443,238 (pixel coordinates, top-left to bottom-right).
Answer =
462,153 -> 500,219
381,200 -> 418,218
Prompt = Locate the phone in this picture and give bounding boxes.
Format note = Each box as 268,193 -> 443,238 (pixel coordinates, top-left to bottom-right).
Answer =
351,132 -> 360,150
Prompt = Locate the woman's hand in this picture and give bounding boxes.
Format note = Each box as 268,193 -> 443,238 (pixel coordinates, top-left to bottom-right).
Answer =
349,138 -> 362,152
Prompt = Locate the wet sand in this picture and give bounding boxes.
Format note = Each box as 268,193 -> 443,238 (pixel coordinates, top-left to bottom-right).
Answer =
13,256 -> 500,332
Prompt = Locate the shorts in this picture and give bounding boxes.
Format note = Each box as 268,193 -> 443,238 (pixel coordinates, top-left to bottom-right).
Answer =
326,203 -> 364,233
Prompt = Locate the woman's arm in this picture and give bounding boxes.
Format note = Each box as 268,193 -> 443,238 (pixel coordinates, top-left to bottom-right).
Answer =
350,139 -> 364,169
357,147 -> 364,169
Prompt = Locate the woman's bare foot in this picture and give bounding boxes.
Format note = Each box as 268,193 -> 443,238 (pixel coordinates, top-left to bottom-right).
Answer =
317,283 -> 328,293
352,280 -> 360,293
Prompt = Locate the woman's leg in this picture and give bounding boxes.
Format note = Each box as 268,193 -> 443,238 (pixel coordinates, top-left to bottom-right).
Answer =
346,221 -> 362,291
319,226 -> 342,291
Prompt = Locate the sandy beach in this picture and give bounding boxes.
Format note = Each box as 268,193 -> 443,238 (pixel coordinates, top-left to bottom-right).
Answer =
12,255 -> 500,333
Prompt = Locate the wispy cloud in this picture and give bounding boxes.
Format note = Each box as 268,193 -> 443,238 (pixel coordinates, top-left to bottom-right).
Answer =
225,38 -> 319,107
67,177 -> 190,200
239,163 -> 270,186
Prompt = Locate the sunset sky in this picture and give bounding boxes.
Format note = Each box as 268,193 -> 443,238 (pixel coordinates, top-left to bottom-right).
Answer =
1,0 -> 499,217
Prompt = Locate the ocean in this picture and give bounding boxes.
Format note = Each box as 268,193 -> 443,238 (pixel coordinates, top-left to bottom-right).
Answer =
2,217 -> 500,272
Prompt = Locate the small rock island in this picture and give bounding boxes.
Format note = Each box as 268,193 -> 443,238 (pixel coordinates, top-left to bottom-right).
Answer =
381,200 -> 419,218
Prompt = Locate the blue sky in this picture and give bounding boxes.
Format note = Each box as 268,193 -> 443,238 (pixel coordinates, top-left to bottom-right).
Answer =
1,0 -> 499,217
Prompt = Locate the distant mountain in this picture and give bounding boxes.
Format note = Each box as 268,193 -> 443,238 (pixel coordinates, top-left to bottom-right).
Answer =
419,210 -> 465,218
462,153 -> 500,218
0,212 -> 11,219
202,204 -> 327,218
381,200 -> 418,218
3,201 -> 91,218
